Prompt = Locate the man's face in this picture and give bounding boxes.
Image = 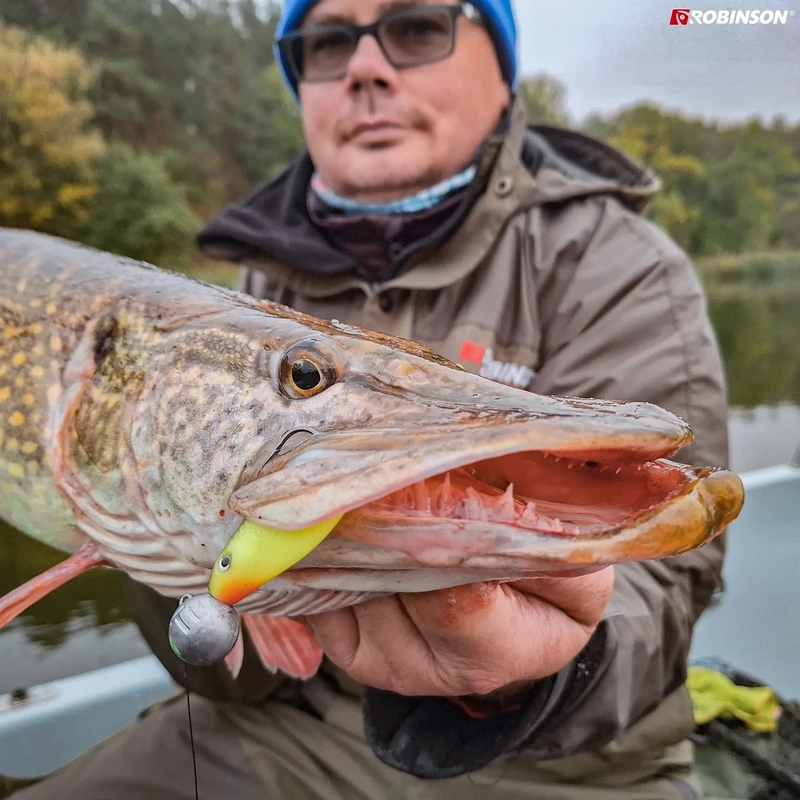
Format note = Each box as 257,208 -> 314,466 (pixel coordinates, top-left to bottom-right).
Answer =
294,0 -> 511,202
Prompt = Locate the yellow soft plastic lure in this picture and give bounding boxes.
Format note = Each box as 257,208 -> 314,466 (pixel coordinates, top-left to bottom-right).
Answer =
208,516 -> 343,606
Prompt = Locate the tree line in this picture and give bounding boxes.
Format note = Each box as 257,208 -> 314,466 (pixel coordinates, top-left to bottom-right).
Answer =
1,0 -> 799,269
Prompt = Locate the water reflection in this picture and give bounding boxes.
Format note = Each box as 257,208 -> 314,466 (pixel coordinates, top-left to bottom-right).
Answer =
1,280 -> 798,684
708,288 -> 800,408
0,524 -> 132,647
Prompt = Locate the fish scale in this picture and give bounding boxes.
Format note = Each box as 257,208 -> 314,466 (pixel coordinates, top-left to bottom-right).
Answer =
0,266 -> 87,548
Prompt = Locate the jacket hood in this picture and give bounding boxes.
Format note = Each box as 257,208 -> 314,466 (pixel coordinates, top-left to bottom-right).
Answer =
197,99 -> 659,278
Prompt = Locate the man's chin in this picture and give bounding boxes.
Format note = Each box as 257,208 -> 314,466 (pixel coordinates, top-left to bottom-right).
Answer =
337,149 -> 436,200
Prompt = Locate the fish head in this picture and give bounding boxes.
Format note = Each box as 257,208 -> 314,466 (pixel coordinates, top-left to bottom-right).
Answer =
132,305 -> 483,559
137,300 -> 743,601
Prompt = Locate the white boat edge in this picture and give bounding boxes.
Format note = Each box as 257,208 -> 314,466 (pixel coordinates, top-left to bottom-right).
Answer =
1,463 -> 799,779
0,655 -> 178,778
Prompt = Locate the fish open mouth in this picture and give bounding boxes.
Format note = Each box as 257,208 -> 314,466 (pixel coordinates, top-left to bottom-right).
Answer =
366,451 -> 695,536
229,410 -> 744,575
302,448 -> 743,575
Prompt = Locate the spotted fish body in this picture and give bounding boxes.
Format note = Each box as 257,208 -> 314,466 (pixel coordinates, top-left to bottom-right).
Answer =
0,228 -> 745,634
0,252 -> 107,549
0,230 -> 371,615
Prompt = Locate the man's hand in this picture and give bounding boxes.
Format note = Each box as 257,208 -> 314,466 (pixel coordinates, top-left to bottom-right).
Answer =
305,568 -> 615,699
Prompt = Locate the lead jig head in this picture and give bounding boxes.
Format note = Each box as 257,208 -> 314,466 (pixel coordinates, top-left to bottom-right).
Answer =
168,592 -> 240,667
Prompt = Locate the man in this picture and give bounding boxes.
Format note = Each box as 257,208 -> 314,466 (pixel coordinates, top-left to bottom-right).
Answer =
12,1 -> 729,798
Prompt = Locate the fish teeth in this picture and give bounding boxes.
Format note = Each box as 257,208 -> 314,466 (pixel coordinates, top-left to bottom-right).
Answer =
541,516 -> 567,533
413,481 -> 431,513
438,473 -> 455,517
518,500 -> 539,529
495,483 -> 517,522
463,487 -> 484,520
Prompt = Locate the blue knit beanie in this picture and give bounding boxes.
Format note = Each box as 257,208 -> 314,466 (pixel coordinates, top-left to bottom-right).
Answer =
274,1 -> 518,101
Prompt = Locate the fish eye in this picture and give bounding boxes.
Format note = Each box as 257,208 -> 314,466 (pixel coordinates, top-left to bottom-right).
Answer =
291,359 -> 322,392
279,343 -> 337,399
218,555 -> 231,571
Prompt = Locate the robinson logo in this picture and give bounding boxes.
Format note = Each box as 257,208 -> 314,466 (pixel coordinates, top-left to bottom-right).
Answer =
670,8 -> 794,24
459,340 -> 535,389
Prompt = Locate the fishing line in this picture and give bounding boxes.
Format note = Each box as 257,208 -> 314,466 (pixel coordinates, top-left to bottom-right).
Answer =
258,427 -> 320,471
184,663 -> 200,800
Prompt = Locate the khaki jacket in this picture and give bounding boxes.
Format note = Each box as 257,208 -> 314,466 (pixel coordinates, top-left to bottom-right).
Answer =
128,99 -> 729,783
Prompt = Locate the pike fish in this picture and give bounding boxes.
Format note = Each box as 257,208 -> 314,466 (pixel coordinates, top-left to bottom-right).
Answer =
0,228 -> 744,678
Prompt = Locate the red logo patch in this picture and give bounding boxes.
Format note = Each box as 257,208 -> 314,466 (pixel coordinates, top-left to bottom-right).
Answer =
459,340 -> 486,364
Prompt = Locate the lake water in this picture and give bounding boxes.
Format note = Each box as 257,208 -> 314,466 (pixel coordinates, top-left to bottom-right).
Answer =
1,281 -> 798,694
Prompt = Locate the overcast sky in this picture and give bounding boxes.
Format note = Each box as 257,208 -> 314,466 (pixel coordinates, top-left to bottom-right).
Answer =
514,0 -> 800,125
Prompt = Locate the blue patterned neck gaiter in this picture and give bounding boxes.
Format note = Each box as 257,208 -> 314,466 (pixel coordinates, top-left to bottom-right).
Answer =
309,165 -> 478,216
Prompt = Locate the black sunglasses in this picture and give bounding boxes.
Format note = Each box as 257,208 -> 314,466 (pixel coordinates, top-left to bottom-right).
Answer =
277,3 -> 482,84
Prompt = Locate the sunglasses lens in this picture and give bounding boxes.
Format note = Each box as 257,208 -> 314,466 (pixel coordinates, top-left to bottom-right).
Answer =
380,9 -> 457,66
297,28 -> 357,82
283,6 -> 461,83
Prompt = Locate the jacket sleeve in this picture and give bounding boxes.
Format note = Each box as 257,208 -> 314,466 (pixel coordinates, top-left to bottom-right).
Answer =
514,198 -> 730,759
361,197 -> 731,777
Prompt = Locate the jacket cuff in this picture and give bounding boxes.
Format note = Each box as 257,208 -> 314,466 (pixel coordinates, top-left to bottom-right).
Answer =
361,624 -> 609,779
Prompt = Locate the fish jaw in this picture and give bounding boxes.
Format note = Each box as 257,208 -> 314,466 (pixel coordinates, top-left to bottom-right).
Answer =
228,420 -> 742,584
299,460 -> 743,574
217,456 -> 743,613
221,333 -> 742,584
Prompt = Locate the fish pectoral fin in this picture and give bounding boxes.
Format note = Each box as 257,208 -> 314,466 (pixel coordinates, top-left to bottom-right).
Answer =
0,540 -> 107,629
242,613 -> 323,680
224,630 -> 245,680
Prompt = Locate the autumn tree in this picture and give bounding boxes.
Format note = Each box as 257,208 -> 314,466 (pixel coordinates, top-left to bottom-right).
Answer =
80,142 -> 202,267
517,73 -> 571,127
586,104 -> 800,256
593,105 -> 707,250
0,24 -> 105,235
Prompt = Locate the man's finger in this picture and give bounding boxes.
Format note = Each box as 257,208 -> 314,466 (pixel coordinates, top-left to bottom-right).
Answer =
510,567 -> 615,628
308,596 -> 436,684
305,607 -> 360,669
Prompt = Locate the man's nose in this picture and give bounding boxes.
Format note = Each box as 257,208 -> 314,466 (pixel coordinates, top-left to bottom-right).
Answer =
343,34 -> 399,93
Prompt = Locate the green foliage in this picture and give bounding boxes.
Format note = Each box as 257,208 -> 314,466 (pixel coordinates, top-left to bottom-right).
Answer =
258,63 -> 306,176
0,24 -> 105,235
0,0 -> 299,219
0,1 -> 304,264
517,73 -> 570,127
75,0 -> 296,209
78,142 -> 202,267
0,0 -> 91,39
585,103 -> 800,257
